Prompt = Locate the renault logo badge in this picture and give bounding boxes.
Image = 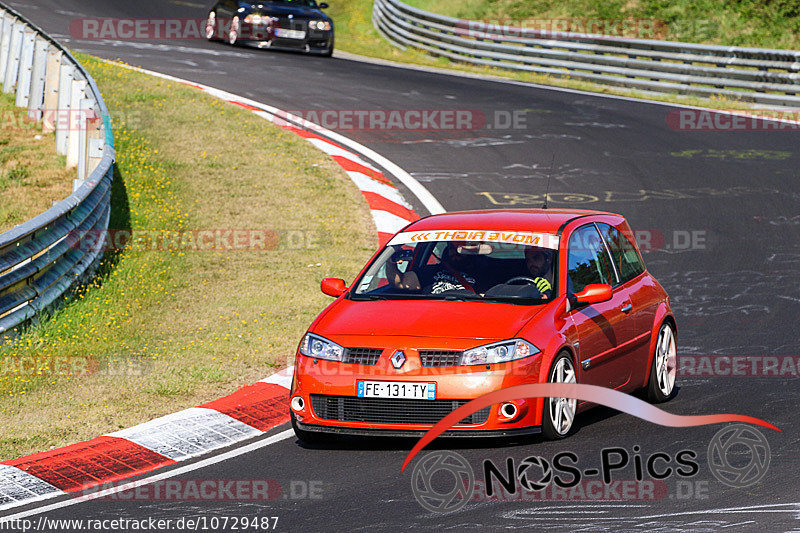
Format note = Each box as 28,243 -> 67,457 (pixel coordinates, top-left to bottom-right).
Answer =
391,350 -> 406,369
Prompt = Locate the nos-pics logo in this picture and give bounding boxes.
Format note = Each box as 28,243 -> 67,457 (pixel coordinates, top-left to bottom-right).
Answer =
410,424 -> 770,512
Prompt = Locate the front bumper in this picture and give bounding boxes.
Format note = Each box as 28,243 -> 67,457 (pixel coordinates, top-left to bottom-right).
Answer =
295,419 -> 541,438
240,22 -> 332,53
291,338 -> 545,435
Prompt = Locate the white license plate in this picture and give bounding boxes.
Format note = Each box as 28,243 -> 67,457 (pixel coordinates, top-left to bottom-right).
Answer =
275,28 -> 306,39
357,381 -> 436,400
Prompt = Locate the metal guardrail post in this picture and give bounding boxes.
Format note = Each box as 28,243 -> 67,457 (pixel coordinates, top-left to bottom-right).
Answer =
41,46 -> 60,132
66,76 -> 85,170
55,59 -> 72,154
26,36 -> 46,119
14,26 -> 34,106
0,14 -> 11,84
86,125 -> 104,176
2,19 -> 22,93
76,97 -> 92,182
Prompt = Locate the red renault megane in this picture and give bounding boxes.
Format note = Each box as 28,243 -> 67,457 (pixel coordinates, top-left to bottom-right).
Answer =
290,209 -> 677,443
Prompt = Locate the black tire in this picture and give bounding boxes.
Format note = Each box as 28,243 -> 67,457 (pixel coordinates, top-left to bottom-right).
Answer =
291,412 -> 333,445
646,322 -> 678,403
322,37 -> 334,57
541,352 -> 578,440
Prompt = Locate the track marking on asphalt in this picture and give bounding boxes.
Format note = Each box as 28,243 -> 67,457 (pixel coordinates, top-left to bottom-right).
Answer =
1,429 -> 295,521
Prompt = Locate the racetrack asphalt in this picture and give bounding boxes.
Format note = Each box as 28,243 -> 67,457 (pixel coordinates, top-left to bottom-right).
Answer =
3,0 -> 800,530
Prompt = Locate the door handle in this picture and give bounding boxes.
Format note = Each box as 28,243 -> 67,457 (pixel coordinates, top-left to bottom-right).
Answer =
621,303 -> 633,313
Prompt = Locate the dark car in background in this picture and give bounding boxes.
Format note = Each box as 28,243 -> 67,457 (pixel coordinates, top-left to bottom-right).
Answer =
205,0 -> 334,56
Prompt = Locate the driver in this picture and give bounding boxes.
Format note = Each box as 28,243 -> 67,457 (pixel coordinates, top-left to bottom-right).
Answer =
523,246 -> 554,298
388,241 -> 486,294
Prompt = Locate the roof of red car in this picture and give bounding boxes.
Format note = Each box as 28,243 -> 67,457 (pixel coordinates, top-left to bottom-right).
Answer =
405,209 -> 623,234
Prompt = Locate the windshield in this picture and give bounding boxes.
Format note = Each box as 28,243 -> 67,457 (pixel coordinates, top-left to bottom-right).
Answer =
352,231 -> 559,304
265,0 -> 318,7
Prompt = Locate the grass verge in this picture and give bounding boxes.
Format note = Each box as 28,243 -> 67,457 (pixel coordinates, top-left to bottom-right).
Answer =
0,54 -> 375,459
404,0 -> 800,50
327,0 -> 798,114
0,92 -> 73,233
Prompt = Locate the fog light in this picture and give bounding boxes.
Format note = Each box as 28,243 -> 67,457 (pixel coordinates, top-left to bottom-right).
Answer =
290,396 -> 305,412
500,402 -> 518,419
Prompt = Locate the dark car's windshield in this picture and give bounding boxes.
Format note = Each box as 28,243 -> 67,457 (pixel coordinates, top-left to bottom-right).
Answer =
352,230 -> 559,304
264,0 -> 318,7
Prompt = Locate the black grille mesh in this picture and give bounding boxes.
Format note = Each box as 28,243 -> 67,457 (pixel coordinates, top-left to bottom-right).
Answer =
342,348 -> 383,365
310,395 -> 490,425
419,350 -> 463,367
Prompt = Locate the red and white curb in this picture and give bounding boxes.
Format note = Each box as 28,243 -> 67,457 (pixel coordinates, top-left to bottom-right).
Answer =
0,374 -> 294,511
0,60 -> 439,512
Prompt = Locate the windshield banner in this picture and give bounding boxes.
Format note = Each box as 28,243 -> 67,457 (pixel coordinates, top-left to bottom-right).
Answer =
387,230 -> 559,249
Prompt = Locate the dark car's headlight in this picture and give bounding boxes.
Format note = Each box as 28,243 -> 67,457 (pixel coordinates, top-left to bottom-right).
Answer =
460,339 -> 539,365
309,20 -> 332,31
300,333 -> 344,361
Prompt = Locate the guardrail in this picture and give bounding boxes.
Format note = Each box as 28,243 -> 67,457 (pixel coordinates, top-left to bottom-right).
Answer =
0,2 -> 114,339
373,0 -> 800,107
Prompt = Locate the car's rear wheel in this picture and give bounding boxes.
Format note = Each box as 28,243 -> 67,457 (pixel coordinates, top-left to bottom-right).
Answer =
228,16 -> 241,45
542,352 -> 577,440
205,11 -> 218,41
646,322 -> 677,403
291,412 -> 333,446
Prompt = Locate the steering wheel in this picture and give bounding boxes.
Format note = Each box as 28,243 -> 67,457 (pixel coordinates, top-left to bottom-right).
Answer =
506,276 -> 538,285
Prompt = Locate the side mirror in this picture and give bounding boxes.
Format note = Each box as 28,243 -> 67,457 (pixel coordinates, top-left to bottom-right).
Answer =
321,278 -> 347,297
319,2 -> 329,8
574,284 -> 612,306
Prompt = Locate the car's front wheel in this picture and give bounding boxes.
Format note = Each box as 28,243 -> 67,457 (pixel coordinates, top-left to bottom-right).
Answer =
291,412 -> 333,446
541,352 -> 577,440
322,36 -> 334,57
646,322 -> 677,403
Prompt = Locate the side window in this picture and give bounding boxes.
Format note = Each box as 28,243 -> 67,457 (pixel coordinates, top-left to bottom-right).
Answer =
567,224 -> 615,293
597,223 -> 645,283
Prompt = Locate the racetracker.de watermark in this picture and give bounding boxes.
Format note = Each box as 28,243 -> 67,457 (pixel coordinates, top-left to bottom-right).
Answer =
69,18 -> 273,41
273,109 -> 529,132
75,479 -> 323,502
0,354 -> 146,377
410,425 -> 771,512
678,355 -> 800,378
666,109 -> 800,131
67,229 -> 321,252
454,18 -> 664,40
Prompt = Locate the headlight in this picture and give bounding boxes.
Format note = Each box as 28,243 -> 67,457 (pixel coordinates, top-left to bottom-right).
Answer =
244,14 -> 263,24
299,333 -> 344,361
309,20 -> 332,31
460,339 -> 539,366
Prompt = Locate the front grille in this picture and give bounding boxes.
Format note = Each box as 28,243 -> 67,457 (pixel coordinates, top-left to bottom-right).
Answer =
275,17 -> 307,30
342,347 -> 382,366
419,350 -> 463,367
310,395 -> 490,425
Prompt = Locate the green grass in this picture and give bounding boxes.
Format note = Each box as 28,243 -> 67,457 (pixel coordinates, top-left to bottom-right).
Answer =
0,91 -> 73,232
403,0 -> 800,49
0,54 -> 375,459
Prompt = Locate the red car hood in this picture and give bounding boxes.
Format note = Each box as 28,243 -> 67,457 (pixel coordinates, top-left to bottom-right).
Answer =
315,299 -> 546,340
